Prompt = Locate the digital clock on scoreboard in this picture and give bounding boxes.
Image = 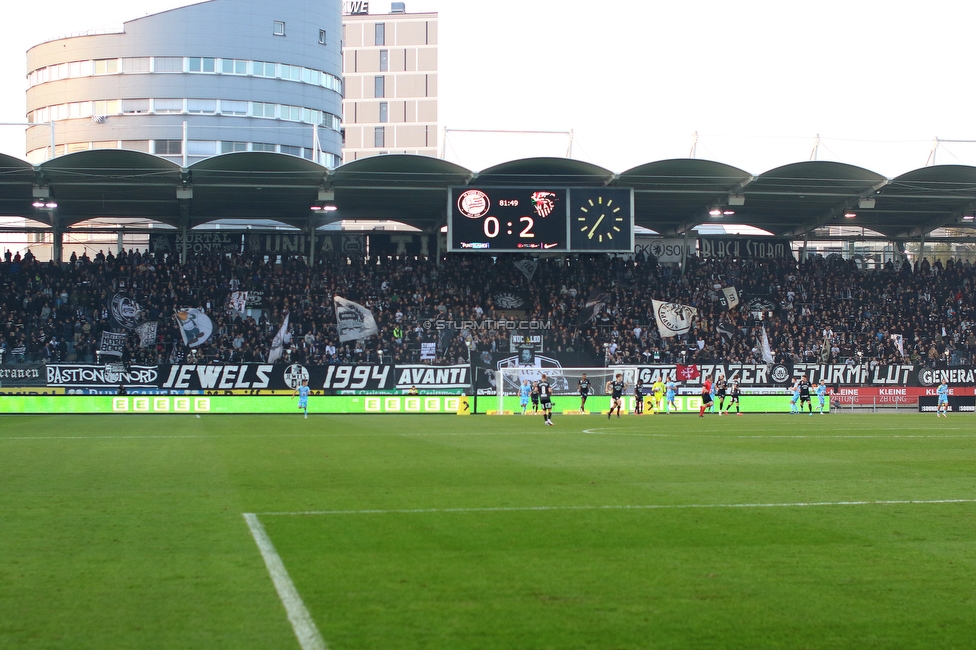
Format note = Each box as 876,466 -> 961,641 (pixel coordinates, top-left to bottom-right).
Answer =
449,187 -> 569,253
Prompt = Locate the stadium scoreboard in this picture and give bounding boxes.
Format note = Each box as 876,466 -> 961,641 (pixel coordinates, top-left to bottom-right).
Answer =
449,187 -> 634,253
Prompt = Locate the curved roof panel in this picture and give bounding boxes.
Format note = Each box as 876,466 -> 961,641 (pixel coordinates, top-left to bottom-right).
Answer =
476,157 -> 615,186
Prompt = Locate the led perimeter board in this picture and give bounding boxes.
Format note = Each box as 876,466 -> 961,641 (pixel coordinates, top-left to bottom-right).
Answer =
448,187 -> 633,253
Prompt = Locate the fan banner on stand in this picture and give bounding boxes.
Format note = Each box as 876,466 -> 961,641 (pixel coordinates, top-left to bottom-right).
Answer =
99,331 -> 127,357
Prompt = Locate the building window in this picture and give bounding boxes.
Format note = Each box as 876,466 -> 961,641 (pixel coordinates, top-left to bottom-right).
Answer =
122,58 -> 150,73
379,50 -> 388,72
187,141 -> 217,156
188,57 -> 216,73
251,102 -> 277,118
280,105 -> 301,122
374,23 -> 385,46
93,59 -> 119,75
153,99 -> 183,114
219,100 -> 248,116
280,145 -> 301,157
319,30 -> 327,45
187,99 -> 217,114
252,61 -> 276,77
273,21 -> 286,36
122,140 -> 151,153
122,99 -> 150,114
221,59 -> 248,75
92,100 -> 120,116
280,64 -> 302,82
374,76 -> 385,98
154,57 -> 183,73
221,141 -> 247,153
155,140 -> 182,155
379,102 -> 388,123
374,126 -> 385,148
251,143 -> 276,152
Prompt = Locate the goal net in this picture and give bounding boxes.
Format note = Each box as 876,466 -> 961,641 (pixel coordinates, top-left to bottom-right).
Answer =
495,366 -> 639,414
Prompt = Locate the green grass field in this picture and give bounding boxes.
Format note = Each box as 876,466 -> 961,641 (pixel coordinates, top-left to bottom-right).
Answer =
2,411 -> 976,649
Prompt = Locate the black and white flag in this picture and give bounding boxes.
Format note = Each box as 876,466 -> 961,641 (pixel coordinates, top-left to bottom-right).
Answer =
334,296 -> 379,342
513,259 -> 539,282
228,291 -> 248,315
717,321 -> 737,343
268,313 -> 291,364
99,331 -> 127,357
719,286 -> 740,311
652,299 -> 697,338
135,321 -> 158,348
575,288 -> 608,326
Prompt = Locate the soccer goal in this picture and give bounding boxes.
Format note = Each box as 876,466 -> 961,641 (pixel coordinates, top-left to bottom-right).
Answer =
495,366 -> 639,414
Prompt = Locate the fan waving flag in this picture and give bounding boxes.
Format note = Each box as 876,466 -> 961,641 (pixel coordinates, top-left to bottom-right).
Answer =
652,299 -> 698,338
174,308 -> 213,348
268,312 -> 290,364
334,296 -> 379,342
676,364 -> 700,381
719,286 -> 740,311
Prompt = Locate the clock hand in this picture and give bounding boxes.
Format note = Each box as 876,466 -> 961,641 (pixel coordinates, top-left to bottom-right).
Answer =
587,213 -> 606,239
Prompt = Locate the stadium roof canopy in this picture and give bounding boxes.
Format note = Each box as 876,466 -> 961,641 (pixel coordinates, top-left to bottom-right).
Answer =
2,150 -> 976,240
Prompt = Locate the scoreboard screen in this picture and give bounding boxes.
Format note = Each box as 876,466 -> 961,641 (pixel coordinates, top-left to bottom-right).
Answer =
449,187 -> 568,253
448,187 -> 633,253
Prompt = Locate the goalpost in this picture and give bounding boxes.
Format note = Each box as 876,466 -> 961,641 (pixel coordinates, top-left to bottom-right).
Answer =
495,366 -> 639,414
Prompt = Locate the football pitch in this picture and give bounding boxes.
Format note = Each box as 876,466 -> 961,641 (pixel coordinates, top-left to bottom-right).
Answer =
2,412 -> 975,649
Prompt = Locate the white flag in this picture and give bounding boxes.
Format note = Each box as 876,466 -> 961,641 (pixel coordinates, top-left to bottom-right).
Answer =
268,313 -> 290,364
721,286 -> 740,310
891,333 -> 905,357
99,331 -> 126,357
334,296 -> 379,342
228,291 -> 248,314
761,326 -> 775,364
135,321 -> 158,348
174,308 -> 213,348
652,299 -> 697,338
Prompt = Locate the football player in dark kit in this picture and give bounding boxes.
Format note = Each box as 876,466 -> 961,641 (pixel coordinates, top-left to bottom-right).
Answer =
714,375 -> 728,415
578,373 -> 592,414
798,374 -> 813,416
634,379 -> 645,415
530,381 -> 540,414
724,380 -> 743,416
538,373 -> 555,426
606,373 -> 626,419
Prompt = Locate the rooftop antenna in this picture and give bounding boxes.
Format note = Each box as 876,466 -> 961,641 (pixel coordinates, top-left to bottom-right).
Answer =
689,131 -> 698,159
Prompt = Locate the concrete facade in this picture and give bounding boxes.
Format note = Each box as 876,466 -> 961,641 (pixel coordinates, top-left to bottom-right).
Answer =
25,0 -> 344,167
341,7 -> 437,162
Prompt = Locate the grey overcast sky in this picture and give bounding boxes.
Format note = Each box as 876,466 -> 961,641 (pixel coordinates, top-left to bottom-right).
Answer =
2,0 -> 975,176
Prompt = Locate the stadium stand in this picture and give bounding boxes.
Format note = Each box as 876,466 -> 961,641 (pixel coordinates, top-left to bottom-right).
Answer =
0,248 -> 972,369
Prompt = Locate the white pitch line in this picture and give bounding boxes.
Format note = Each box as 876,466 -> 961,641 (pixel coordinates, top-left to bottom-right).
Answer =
257,498 -> 976,517
581,428 -> 969,438
243,513 -> 328,650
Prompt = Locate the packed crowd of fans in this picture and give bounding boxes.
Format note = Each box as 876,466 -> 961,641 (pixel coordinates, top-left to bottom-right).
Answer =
1,245 -> 974,369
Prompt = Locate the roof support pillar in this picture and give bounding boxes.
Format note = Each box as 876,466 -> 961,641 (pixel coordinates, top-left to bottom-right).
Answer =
309,216 -> 316,268
51,214 -> 62,263
680,229 -> 690,276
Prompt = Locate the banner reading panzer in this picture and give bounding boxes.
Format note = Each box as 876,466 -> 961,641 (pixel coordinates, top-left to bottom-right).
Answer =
698,237 -> 796,260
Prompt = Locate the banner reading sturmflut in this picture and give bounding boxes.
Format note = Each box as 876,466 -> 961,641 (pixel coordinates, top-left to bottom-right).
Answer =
334,296 -> 379,342
652,299 -> 698,338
